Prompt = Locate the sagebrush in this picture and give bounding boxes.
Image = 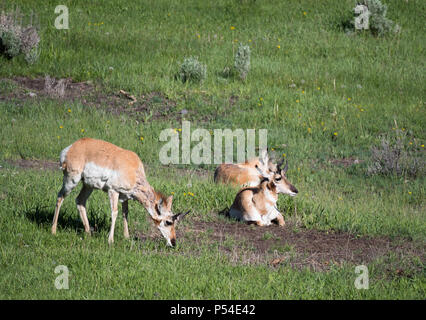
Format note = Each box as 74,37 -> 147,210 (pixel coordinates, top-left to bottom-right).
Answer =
178,56 -> 207,83
0,8 -> 40,63
367,129 -> 424,177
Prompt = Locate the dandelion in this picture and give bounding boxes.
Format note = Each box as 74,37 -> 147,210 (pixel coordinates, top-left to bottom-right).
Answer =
297,167 -> 301,172
402,128 -> 405,131
307,127 -> 312,133
81,129 -> 85,133
57,136 -> 60,139
360,108 -> 364,112
296,99 -> 299,103
277,45 -> 281,49
409,141 -> 412,145
408,191 -> 412,195
302,90 -> 305,94
421,145 -> 424,148
248,39 -> 252,42
348,97 -> 351,101
171,192 -> 174,195
178,128 -> 182,132
183,193 -> 187,196
303,11 -> 307,16
259,97 -> 263,101
230,26 -> 235,30
258,103 -> 262,107
59,125 -> 63,129
271,148 -> 275,151
140,137 -> 144,141
234,39 -> 238,42
317,87 -> 320,90
338,196 -> 343,200
67,109 -> 71,113
282,153 -> 286,157
333,132 -> 338,136
197,34 -> 200,39
321,121 -> 324,126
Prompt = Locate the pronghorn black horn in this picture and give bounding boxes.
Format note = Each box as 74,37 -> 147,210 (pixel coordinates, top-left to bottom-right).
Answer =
282,160 -> 289,174
173,210 -> 190,221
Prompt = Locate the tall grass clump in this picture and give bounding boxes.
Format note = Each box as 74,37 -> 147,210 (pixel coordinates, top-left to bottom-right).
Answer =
178,56 -> 207,83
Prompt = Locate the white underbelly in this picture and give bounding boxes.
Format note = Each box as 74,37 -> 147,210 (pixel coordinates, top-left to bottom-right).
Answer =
82,162 -> 133,199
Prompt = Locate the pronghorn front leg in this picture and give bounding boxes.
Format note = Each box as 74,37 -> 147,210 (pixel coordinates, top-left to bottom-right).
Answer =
108,190 -> 119,244
122,200 -> 130,239
274,213 -> 285,227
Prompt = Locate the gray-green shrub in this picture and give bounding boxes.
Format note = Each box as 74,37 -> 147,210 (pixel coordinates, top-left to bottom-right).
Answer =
367,129 -> 424,177
234,44 -> 250,81
0,9 -> 40,63
178,56 -> 207,83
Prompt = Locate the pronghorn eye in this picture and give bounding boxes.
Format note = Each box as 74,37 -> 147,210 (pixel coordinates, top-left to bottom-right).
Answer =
165,220 -> 173,226
275,177 -> 282,181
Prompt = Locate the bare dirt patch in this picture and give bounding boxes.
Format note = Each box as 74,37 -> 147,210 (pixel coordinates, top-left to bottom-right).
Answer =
136,217 -> 424,274
1,159 -> 58,170
1,77 -> 179,122
330,157 -> 364,167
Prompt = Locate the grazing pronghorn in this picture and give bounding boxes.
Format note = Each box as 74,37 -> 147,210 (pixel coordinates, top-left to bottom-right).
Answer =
214,150 -> 280,187
52,138 -> 189,247
229,161 -> 298,226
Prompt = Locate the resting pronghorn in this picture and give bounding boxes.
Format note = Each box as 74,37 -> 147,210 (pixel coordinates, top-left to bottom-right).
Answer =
214,150 -> 280,187
52,137 -> 189,247
229,161 -> 298,226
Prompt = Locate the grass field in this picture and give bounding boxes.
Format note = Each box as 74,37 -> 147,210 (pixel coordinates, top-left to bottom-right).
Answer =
0,0 -> 425,299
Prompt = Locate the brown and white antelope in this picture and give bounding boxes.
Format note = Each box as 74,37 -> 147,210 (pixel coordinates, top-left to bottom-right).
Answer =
52,138 -> 189,247
228,161 -> 298,226
214,150 -> 279,187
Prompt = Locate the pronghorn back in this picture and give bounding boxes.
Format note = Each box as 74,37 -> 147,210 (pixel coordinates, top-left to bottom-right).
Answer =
60,138 -> 145,191
214,150 -> 273,187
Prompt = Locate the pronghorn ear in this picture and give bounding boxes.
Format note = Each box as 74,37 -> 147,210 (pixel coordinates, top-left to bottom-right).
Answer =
255,164 -> 269,178
156,197 -> 165,215
166,195 -> 173,210
259,149 -> 269,165
276,157 -> 285,172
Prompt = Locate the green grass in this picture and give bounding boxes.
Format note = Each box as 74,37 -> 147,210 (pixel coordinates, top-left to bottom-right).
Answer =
0,0 -> 425,299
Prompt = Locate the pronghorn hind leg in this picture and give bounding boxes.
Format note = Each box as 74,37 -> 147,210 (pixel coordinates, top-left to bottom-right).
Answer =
108,190 -> 119,245
122,200 -> 130,239
52,172 -> 81,235
76,184 -> 93,234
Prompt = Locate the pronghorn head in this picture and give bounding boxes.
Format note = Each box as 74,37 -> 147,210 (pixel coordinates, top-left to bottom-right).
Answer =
272,160 -> 298,196
149,194 -> 190,247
